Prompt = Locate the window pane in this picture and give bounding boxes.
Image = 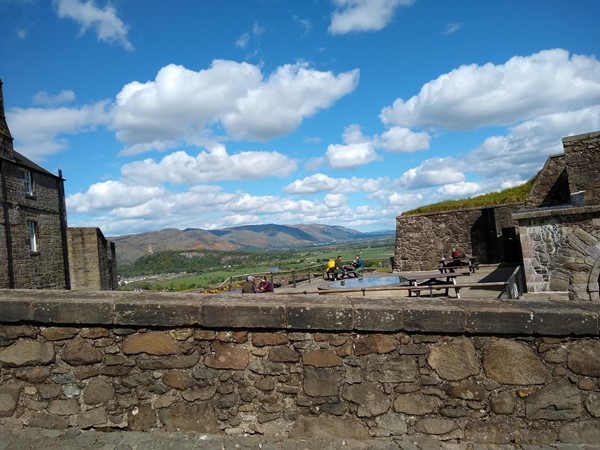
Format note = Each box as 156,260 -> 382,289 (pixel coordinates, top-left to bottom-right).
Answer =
22,170 -> 33,195
28,221 -> 38,252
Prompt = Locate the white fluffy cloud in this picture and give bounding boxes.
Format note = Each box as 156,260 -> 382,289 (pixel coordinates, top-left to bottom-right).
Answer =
283,173 -> 384,195
120,145 -> 297,185
113,61 -> 359,154
437,182 -> 481,197
397,158 -> 465,189
377,126 -> 430,152
329,0 -> 415,34
380,49 -> 600,130
67,180 -> 166,213
465,105 -> 600,179
325,124 -> 380,168
54,0 -> 134,51
8,101 -> 110,159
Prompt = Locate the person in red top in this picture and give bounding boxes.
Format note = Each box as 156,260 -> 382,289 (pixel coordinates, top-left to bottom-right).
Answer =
257,276 -> 274,293
451,247 -> 463,259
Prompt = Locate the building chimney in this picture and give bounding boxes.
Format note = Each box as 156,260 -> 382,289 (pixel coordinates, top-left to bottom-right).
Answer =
0,80 -> 15,161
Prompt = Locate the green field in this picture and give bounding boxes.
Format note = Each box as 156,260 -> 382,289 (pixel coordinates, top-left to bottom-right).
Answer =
119,237 -> 394,292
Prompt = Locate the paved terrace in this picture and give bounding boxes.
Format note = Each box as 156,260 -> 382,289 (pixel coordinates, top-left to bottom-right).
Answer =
272,263 -> 522,299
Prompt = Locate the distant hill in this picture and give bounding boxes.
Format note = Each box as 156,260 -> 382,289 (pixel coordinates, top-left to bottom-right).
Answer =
112,223 -> 393,265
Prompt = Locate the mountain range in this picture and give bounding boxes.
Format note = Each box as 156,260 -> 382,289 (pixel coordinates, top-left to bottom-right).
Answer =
111,223 -> 394,265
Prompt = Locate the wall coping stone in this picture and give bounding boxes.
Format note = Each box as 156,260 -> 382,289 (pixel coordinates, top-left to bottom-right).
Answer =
1,289 -> 599,336
562,130 -> 600,143
513,204 -> 600,220
401,202 -> 523,218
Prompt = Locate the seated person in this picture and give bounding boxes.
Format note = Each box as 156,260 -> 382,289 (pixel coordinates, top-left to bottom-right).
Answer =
448,247 -> 468,270
257,276 -> 274,293
325,258 -> 337,280
451,247 -> 464,259
241,275 -> 256,293
345,254 -> 364,277
334,255 -> 348,280
353,254 -> 364,269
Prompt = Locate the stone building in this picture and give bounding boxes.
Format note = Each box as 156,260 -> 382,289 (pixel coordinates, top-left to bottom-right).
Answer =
393,204 -> 523,272
0,80 -> 116,290
515,130 -> 600,301
67,228 -> 117,291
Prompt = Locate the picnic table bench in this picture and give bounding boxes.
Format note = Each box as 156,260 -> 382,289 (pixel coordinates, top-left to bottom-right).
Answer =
439,256 -> 479,273
400,272 -> 467,298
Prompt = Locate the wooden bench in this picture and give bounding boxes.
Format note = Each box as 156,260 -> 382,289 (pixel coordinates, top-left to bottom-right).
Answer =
438,264 -> 476,274
407,281 -> 517,299
439,258 -> 479,273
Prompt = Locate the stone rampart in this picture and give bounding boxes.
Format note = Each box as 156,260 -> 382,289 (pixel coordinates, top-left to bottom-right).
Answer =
394,204 -> 522,271
0,290 -> 599,445
67,228 -> 117,291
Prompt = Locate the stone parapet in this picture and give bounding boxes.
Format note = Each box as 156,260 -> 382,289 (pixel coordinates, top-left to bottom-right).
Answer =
1,289 -> 600,335
1,290 -> 600,445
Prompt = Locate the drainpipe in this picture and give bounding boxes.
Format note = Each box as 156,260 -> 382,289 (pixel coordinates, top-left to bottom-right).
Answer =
57,169 -> 71,289
0,159 -> 15,288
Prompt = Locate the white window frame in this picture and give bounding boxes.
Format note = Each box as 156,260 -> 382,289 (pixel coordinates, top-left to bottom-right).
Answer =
27,221 -> 39,253
21,169 -> 34,196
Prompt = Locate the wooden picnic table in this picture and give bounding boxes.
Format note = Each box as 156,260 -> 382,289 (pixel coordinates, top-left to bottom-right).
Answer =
439,256 -> 478,273
400,272 -> 466,298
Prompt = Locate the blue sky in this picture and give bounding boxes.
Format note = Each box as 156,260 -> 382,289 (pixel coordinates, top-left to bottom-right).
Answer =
1,0 -> 599,236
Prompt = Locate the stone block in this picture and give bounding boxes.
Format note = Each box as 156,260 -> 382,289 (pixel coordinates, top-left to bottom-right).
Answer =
341,381 -> 390,417
32,299 -> 112,325
204,342 -> 249,369
287,298 -> 353,330
0,298 -> 30,322
484,339 -> 548,385
302,350 -> 341,367
428,337 -> 479,381
200,299 -> 286,329
567,341 -> 600,377
559,420 -> 600,445
0,340 -> 54,366
353,334 -> 398,356
526,379 -> 582,420
402,299 -> 465,333
508,300 -> 598,335
393,393 -> 439,415
28,411 -> 69,429
0,383 -> 22,417
365,354 -> 417,383
62,339 -> 104,366
158,401 -> 220,432
122,331 -> 178,356
303,366 -> 342,397
78,406 -> 108,429
114,300 -> 200,326
449,299 -> 532,334
351,298 -> 403,331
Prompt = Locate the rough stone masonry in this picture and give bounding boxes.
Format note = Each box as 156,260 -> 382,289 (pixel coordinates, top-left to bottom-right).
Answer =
0,289 -> 599,446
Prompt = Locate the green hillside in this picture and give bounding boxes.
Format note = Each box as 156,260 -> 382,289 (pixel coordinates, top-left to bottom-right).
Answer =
403,177 -> 536,216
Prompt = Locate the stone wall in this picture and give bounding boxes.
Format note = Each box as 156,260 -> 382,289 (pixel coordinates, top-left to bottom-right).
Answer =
515,207 -> 600,301
393,204 -> 522,272
515,131 -> 600,301
525,155 -> 569,208
564,131 -> 600,207
0,290 -> 599,445
67,228 -> 117,291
